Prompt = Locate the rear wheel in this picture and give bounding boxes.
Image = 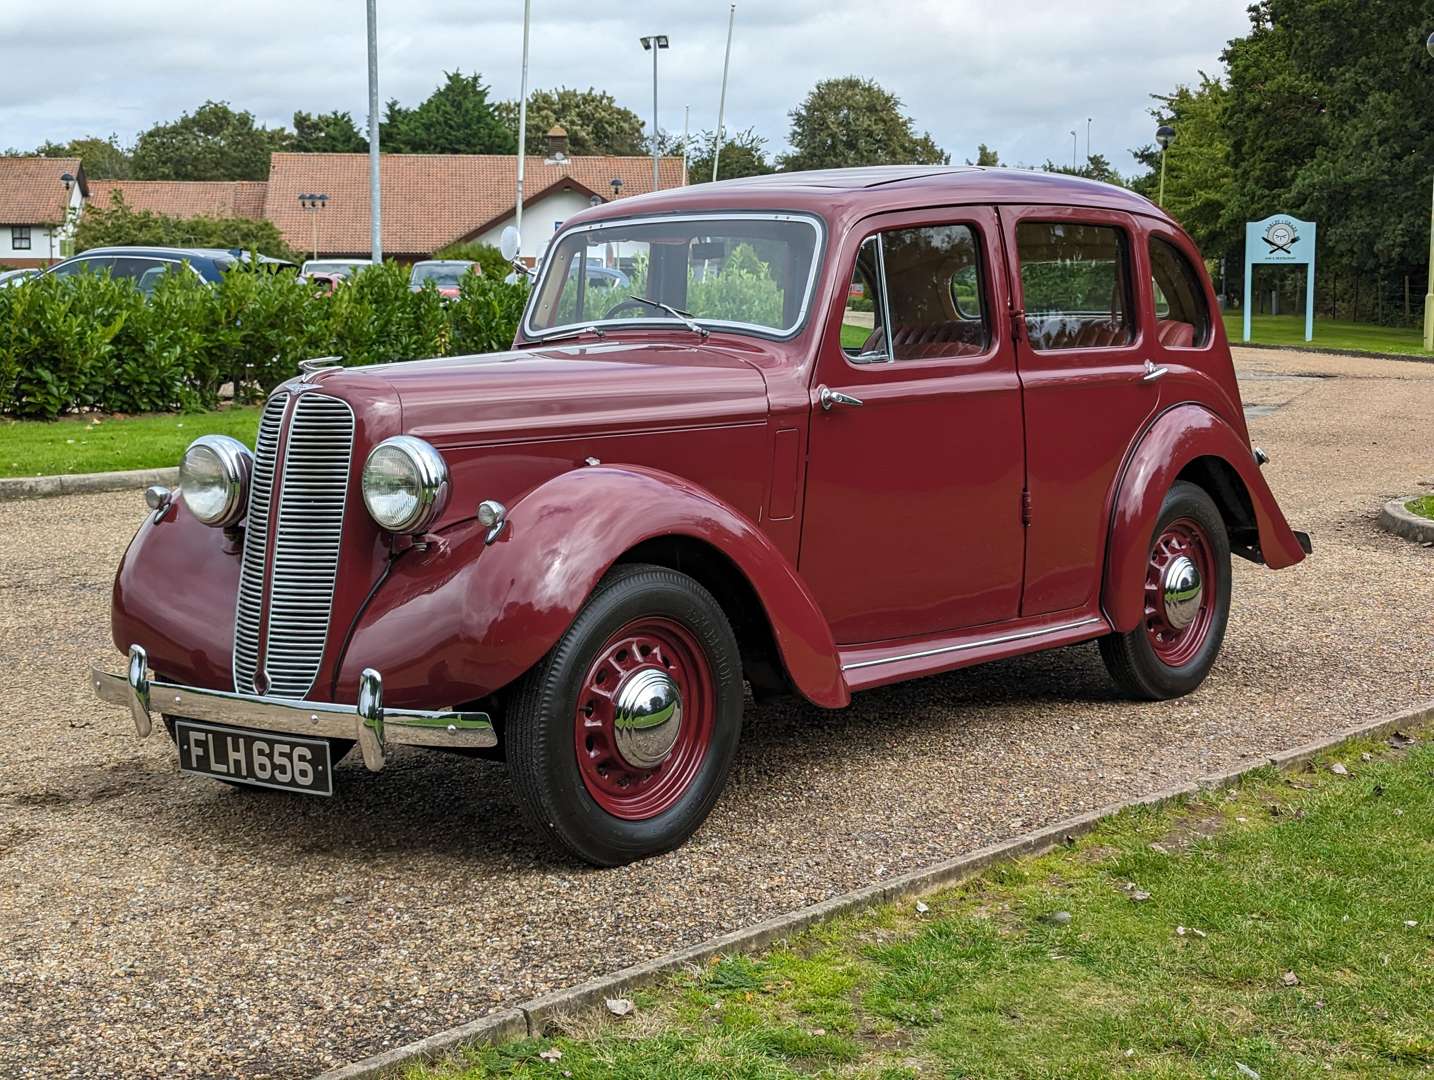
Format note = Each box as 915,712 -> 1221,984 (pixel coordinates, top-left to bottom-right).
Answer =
505,563 -> 743,866
1099,481 -> 1231,700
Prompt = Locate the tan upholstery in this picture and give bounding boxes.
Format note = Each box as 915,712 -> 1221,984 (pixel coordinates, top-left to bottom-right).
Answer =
861,321 -> 988,360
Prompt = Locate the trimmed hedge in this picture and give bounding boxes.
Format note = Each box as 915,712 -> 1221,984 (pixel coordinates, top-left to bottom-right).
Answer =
0,262 -> 526,420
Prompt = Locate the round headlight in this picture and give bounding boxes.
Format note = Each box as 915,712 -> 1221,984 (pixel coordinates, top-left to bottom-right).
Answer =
179,435 -> 252,527
362,436 -> 449,534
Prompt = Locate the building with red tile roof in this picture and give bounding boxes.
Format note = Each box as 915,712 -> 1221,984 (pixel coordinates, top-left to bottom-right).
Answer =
0,157 -> 87,267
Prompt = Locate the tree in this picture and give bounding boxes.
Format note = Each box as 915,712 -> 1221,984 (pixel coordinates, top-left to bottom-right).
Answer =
77,192 -> 299,262
33,136 -> 132,178
495,87 -> 646,156
382,71 -> 514,155
681,128 -> 775,184
968,144 -> 1002,166
130,101 -> 290,181
291,110 -> 366,153
1042,153 -> 1125,186
778,77 -> 947,171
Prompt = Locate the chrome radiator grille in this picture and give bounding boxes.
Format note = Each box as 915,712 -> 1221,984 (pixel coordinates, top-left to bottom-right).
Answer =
232,392 -> 355,699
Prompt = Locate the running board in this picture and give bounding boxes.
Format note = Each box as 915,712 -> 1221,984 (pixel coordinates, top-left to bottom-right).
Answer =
838,613 -> 1111,693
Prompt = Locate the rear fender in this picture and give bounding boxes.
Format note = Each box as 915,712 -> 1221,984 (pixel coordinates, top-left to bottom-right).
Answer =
1103,403 -> 1306,632
336,465 -> 850,709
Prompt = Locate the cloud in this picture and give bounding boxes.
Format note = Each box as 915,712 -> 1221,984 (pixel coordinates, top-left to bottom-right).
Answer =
3,0 -> 1249,171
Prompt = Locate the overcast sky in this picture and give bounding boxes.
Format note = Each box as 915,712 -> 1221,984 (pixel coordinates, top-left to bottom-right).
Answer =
2,1 -> 1249,173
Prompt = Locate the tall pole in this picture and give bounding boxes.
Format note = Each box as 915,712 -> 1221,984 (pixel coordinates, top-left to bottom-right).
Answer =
1086,117 -> 1091,160
1424,173 -> 1434,350
366,0 -> 381,263
650,43 -> 660,188
682,104 -> 690,186
1159,146 -> 1168,205
1070,130 -> 1077,171
515,0 -> 531,251
712,4 -> 735,183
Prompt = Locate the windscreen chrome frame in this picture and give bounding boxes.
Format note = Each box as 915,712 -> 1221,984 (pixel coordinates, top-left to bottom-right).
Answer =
522,211 -> 827,342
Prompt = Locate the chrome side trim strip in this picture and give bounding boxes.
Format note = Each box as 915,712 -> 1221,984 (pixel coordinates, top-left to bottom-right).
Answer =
841,617 -> 1105,672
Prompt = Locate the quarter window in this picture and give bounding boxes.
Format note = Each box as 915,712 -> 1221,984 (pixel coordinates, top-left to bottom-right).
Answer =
843,224 -> 989,363
1017,222 -> 1133,351
1149,237 -> 1211,348
11,226 -> 31,251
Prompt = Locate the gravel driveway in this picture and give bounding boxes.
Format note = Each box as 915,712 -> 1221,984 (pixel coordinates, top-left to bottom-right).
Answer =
2,347 -> 1431,1078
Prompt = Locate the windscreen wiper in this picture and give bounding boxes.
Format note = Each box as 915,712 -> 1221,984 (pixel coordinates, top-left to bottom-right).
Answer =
532,324 -> 606,344
626,296 -> 710,339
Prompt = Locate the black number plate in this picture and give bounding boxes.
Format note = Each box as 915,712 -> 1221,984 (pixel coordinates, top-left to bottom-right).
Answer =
174,720 -> 333,796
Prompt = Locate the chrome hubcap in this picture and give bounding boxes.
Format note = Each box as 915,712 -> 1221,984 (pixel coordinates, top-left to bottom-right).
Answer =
1161,555 -> 1203,631
612,668 -> 683,769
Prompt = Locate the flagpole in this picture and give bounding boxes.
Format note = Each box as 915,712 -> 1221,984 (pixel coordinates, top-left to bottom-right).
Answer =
711,4 -> 734,183
515,0 -> 532,256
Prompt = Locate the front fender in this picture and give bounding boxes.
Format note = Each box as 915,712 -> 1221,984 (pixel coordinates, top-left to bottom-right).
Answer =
337,465 -> 849,710
1103,403 -> 1306,632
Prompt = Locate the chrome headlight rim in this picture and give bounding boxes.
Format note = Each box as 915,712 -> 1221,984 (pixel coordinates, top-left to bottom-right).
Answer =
361,435 -> 449,534
178,434 -> 252,528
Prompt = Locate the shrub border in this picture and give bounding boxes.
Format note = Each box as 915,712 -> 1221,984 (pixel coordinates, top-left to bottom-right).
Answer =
316,698 -> 1434,1079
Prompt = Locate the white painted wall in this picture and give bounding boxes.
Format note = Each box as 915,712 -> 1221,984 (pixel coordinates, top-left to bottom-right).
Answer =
472,188 -> 598,263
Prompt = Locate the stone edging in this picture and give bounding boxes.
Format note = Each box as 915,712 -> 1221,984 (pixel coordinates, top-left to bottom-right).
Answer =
1378,497 -> 1434,544
314,699 -> 1434,1080
1235,342 -> 1434,365
0,466 -> 176,502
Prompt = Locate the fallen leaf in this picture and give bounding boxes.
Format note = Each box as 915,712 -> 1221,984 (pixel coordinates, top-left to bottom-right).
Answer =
1176,926 -> 1187,936
1360,752 -> 1373,762
1192,928 -> 1208,938
1394,808 -> 1405,817
1131,890 -> 1151,902
1149,842 -> 1170,854
1044,910 -> 1072,925
605,997 -> 633,1017
1389,731 -> 1416,749
1281,971 -> 1300,986
1329,763 -> 1348,776
915,901 -> 930,915
811,1028 -> 826,1036
539,1047 -> 563,1062
1236,1063 -> 1262,1079
1403,920 -> 1418,928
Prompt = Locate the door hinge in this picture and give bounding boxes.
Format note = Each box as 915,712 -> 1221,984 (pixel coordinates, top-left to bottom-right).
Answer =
1021,489 -> 1032,527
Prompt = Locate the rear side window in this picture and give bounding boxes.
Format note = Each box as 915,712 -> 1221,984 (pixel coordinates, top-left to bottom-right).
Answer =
1149,237 -> 1211,348
1017,222 -> 1133,351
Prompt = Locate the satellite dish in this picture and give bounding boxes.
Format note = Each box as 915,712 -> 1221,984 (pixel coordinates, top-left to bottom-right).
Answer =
499,225 -> 521,261
503,272 -> 520,286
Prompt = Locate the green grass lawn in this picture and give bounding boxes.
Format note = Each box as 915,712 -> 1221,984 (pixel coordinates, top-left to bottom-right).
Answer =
1407,495 -> 1434,521
417,734 -> 1433,1080
0,407 -> 261,478
840,322 -> 870,349
1224,312 -> 1431,357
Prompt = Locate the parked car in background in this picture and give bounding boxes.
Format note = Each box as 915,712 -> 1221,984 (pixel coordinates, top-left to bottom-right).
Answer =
93,167 -> 1310,867
46,247 -> 294,297
0,267 -> 41,288
304,271 -> 346,295
409,259 -> 480,298
300,259 -> 373,282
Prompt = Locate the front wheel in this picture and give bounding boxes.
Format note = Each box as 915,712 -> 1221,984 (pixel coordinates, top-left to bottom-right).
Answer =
505,564 -> 743,866
1099,480 -> 1231,700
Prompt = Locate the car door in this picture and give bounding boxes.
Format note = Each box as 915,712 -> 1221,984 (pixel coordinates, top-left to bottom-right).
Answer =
799,207 -> 1026,645
1000,205 -> 1161,617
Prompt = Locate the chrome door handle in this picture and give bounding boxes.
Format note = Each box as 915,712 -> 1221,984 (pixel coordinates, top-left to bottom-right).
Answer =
818,386 -> 864,410
1141,360 -> 1169,382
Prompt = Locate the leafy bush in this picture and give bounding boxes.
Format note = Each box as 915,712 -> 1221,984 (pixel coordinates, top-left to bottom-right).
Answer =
0,260 -> 528,420
76,193 -> 301,264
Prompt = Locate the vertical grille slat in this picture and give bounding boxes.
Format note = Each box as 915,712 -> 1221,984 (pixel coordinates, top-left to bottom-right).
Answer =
232,392 -> 355,699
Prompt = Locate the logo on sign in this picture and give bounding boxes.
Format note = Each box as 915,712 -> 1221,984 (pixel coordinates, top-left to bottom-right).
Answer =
1262,219 -> 1299,256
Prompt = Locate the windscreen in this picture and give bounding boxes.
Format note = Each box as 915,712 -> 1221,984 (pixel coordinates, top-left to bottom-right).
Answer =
527,214 -> 822,336
412,263 -> 471,287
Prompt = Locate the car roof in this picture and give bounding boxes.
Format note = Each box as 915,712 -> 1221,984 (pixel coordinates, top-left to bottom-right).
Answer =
412,260 -> 472,266
77,246 -> 293,266
566,166 -> 1174,231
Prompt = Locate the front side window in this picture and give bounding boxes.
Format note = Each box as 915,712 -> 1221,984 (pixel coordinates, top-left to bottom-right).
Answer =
844,224 -> 989,363
1149,236 -> 1212,348
1017,222 -> 1133,351
527,214 -> 821,337
12,226 -> 31,251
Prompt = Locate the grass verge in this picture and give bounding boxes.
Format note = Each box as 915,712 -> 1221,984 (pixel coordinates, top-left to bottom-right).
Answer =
415,734 -> 1433,1079
0,407 -> 260,478
1407,495 -> 1434,521
1224,313 -> 1431,357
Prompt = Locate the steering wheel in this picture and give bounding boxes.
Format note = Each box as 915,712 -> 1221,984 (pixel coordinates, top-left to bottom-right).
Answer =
599,298 -> 658,320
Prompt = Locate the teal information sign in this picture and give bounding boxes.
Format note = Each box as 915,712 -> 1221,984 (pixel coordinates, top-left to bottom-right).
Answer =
1244,214 -> 1316,343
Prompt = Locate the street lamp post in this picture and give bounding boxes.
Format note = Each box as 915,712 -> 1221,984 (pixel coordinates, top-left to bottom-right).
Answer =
1070,130 -> 1078,171
1155,125 -> 1176,205
515,0 -> 532,257
640,34 -> 669,189
1423,33 -> 1434,349
712,4 -> 735,183
366,0 -> 381,263
298,193 -> 329,260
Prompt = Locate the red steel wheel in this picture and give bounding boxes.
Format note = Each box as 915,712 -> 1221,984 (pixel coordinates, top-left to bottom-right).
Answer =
573,617 -> 716,820
1143,517 -> 1216,668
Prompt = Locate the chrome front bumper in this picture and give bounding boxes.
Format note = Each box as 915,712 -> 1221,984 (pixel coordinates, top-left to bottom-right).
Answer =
90,644 -> 496,773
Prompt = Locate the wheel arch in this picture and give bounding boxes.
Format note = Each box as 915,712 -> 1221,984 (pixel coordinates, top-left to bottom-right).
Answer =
1102,403 -> 1305,633
336,464 -> 850,711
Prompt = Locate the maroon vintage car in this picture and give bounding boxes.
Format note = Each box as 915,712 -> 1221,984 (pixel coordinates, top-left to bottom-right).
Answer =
92,167 -> 1309,865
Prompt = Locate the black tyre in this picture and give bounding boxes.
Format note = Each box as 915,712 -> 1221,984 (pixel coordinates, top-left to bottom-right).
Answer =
1099,480 -> 1231,700
505,563 -> 743,866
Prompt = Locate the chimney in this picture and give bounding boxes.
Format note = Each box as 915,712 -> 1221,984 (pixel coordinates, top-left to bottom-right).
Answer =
545,125 -> 569,162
